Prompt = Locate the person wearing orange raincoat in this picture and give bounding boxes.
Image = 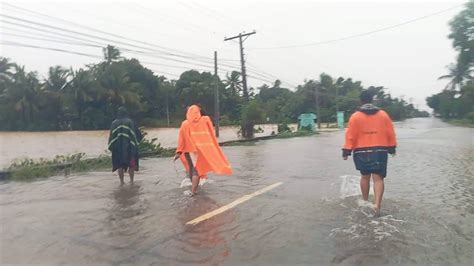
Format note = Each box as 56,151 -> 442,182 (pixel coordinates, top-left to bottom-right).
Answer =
174,105 -> 232,195
342,91 -> 397,214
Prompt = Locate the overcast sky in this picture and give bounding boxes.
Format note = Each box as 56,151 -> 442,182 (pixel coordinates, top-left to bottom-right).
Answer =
0,0 -> 466,110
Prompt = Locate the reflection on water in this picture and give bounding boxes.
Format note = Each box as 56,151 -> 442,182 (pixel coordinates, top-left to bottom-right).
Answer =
0,118 -> 473,265
150,194 -> 234,265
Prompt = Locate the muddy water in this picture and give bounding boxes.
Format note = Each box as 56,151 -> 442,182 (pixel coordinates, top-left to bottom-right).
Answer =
0,118 -> 473,265
0,124 -> 284,169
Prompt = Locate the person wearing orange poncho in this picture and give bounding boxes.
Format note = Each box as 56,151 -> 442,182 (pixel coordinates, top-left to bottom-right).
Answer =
174,105 -> 232,195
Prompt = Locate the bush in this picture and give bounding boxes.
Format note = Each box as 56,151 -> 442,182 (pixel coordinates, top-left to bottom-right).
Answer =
466,112 -> 474,123
278,123 -> 291,133
241,100 -> 265,138
138,128 -> 164,154
300,125 -> 314,132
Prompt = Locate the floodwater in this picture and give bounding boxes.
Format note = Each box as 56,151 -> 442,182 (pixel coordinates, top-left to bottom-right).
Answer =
0,118 -> 473,265
0,124 -> 284,169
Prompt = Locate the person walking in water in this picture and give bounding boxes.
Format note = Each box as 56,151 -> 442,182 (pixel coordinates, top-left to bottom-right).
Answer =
174,105 -> 232,195
108,106 -> 143,185
342,91 -> 397,214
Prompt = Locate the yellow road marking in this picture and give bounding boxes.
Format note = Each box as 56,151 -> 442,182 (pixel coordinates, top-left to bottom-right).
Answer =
186,182 -> 284,226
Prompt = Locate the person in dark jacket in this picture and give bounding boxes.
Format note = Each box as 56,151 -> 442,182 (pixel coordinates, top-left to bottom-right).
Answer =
342,91 -> 397,214
108,107 -> 143,185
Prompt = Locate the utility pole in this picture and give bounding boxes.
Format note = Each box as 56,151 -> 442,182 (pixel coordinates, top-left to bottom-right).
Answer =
214,51 -> 220,137
224,31 -> 256,101
315,82 -> 321,129
166,93 -> 170,126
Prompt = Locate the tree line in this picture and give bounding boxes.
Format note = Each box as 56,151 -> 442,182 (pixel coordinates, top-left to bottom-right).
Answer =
0,45 -> 427,134
427,1 -> 474,124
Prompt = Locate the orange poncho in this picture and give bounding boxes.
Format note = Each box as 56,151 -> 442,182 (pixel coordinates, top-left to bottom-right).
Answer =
176,105 -> 232,177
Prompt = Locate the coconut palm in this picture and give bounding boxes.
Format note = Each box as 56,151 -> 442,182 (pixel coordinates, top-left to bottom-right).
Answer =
7,65 -> 40,125
67,69 -> 99,127
103,45 -> 122,64
439,61 -> 472,90
44,66 -> 71,92
98,63 -> 141,115
224,71 -> 242,96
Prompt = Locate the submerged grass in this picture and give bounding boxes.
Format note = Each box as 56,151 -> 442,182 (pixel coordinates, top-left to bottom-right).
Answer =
3,149 -> 175,181
275,130 -> 318,139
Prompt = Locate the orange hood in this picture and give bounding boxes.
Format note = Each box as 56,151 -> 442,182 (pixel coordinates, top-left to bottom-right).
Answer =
186,105 -> 202,123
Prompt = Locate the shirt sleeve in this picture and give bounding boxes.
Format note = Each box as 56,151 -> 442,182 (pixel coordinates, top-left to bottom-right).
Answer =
385,112 -> 397,149
176,123 -> 186,153
342,114 -> 356,156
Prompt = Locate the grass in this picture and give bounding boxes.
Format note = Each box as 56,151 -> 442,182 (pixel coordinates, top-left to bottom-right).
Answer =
3,148 -> 175,181
448,119 -> 474,128
274,130 -> 317,139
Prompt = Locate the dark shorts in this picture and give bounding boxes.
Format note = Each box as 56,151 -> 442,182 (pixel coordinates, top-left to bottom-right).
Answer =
184,153 -> 199,180
353,150 -> 388,178
118,159 -> 136,171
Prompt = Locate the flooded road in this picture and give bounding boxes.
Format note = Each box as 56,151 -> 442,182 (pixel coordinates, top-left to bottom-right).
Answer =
0,118 -> 473,265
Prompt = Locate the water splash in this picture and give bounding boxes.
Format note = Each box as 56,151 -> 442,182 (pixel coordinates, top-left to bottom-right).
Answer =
179,178 -> 215,188
329,197 -> 406,242
339,175 -> 361,198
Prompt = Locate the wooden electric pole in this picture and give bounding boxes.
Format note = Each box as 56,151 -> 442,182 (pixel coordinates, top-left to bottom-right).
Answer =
224,31 -> 256,101
315,82 -> 321,129
214,51 -> 220,137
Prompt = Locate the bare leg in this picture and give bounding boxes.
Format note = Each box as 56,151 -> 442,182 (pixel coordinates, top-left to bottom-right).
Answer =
191,175 -> 200,195
360,174 -> 371,201
372,174 -> 385,214
128,167 -> 135,184
118,168 -> 125,185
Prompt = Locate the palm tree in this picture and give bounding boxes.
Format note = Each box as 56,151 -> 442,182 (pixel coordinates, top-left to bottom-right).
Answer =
68,69 -> 97,128
439,61 -> 472,90
7,65 -> 40,125
44,66 -> 71,92
224,71 -> 242,96
99,64 -> 141,116
103,45 -> 122,64
0,57 -> 15,94
0,57 -> 15,78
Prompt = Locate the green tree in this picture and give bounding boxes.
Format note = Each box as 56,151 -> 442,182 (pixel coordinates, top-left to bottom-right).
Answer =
240,100 -> 265,138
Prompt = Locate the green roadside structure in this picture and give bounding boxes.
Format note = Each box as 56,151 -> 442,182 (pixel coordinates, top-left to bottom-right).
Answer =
298,113 -> 317,132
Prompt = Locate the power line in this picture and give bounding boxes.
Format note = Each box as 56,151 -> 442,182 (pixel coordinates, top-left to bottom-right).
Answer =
2,8 -> 243,69
1,7 -> 297,87
1,4 -> 224,62
3,25 -> 297,87
3,23 -> 296,85
1,41 -> 103,59
2,25 -> 235,73
1,4 -> 246,65
3,39 -> 296,88
0,14 -> 238,69
250,3 -> 464,50
1,32 -> 103,48
186,1 -> 242,31
131,2 -> 215,33
52,2 -> 184,40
